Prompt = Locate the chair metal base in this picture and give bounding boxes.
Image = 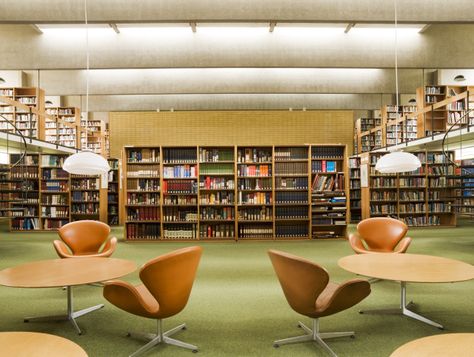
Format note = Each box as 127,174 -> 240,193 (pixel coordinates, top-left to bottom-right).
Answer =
127,319 -> 198,357
273,318 -> 354,357
359,281 -> 443,329
24,286 -> 104,335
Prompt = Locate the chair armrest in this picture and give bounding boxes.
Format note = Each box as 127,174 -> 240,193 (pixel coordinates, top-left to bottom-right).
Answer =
348,233 -> 368,254
316,279 -> 371,317
99,237 -> 117,257
103,281 -> 159,318
394,237 -> 411,253
53,240 -> 74,258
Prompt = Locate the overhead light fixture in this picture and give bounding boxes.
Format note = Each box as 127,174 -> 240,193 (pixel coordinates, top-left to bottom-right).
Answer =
454,74 -> 466,82
45,100 -> 53,106
62,0 -> 109,176
408,98 -> 416,104
376,0 -> 421,174
0,77 -> 5,84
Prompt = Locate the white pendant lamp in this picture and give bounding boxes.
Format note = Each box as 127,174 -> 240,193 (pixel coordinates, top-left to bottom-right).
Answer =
375,151 -> 421,173
376,0 -> 421,174
63,0 -> 109,176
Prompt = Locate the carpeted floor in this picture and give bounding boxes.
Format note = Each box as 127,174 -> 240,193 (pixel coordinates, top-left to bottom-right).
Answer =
0,221 -> 473,357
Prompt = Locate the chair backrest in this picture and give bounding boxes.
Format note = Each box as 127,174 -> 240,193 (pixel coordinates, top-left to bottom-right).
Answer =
58,220 -> 111,255
357,217 -> 408,251
268,249 -> 329,316
140,246 -> 202,319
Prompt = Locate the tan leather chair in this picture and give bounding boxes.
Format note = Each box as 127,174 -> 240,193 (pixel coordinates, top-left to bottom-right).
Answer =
268,249 -> 370,357
103,246 -> 202,357
348,217 -> 411,254
53,220 -> 117,258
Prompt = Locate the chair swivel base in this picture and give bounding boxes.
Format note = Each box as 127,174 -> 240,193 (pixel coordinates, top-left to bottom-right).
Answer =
127,320 -> 198,357
273,318 -> 354,357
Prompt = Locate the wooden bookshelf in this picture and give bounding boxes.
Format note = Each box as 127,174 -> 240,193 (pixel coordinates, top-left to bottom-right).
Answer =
44,107 -> 81,149
40,154 -> 70,230
416,85 -> 448,137
70,174 -> 100,222
9,154 -> 40,230
236,146 -> 273,240
107,158 -> 119,225
81,118 -> 107,156
310,145 -> 348,238
123,146 -> 162,240
360,150 -> 457,227
0,87 -> 45,139
348,156 -> 361,223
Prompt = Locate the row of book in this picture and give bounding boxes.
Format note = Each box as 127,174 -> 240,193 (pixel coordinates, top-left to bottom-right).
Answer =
274,147 -> 308,161
164,226 -> 198,239
399,178 -> 426,187
311,160 -> 338,173
41,194 -> 67,205
275,162 -> 308,175
238,225 -> 273,238
312,218 -> 346,225
199,163 -> 234,175
371,205 -> 397,215
163,180 -> 197,194
200,177 -> 234,190
163,165 -> 197,178
311,174 -> 345,192
239,192 -> 272,205
275,206 -> 308,219
275,191 -> 307,203
371,177 -> 397,187
200,207 -> 234,220
399,203 -> 425,213
163,195 -> 197,205
127,165 -> 160,177
237,148 -> 272,163
127,193 -> 160,205
71,203 -> 99,215
275,224 -> 308,238
428,166 -> 455,175
42,168 -> 68,180
71,178 -> 99,190
12,181 -> 37,191
127,148 -> 160,163
238,207 -> 272,220
126,207 -> 160,221
400,215 -> 441,226
43,219 -> 69,229
11,217 -> 39,230
372,191 -> 397,201
276,177 -> 307,190
200,224 -> 235,238
41,206 -> 69,218
11,167 -> 38,178
41,155 -> 65,167
237,164 -> 271,177
238,178 -> 272,190
162,148 -> 197,163
400,191 -> 425,200
127,178 -> 160,191
199,148 -> 233,162
163,209 -> 197,222
200,192 -> 234,205
41,182 -> 68,192
126,223 -> 161,240
311,147 -> 344,159
71,191 -> 99,201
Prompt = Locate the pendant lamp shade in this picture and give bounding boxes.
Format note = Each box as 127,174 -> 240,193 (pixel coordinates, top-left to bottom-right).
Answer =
375,151 -> 421,174
63,151 -> 109,175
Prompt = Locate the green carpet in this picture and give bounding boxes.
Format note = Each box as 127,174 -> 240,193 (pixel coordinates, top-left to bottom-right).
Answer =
0,221 -> 473,357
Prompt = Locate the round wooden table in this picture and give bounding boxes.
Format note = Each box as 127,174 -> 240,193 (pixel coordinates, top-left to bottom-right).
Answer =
0,257 -> 136,335
338,254 -> 474,329
0,331 -> 88,357
390,333 -> 474,357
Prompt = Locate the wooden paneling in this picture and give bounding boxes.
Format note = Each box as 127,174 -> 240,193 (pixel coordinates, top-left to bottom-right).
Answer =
109,111 -> 354,158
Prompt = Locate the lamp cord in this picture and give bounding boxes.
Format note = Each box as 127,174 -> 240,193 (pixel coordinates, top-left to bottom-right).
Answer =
394,0 -> 399,147
84,0 -> 89,150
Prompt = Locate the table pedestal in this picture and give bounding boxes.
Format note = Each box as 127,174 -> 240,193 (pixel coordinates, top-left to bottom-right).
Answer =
359,282 -> 443,329
24,286 -> 104,334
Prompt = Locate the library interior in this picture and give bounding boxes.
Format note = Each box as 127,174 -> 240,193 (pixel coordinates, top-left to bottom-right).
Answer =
1,1 -> 474,356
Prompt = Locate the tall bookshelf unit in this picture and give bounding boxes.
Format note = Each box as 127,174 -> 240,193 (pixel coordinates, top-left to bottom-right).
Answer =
348,156 -> 361,223
107,158 -> 120,225
236,146 -> 273,239
360,150 -> 457,227
45,107 -> 81,148
199,147 -> 235,240
272,146 -> 310,239
70,174 -> 100,222
9,154 -> 40,230
0,87 -> 45,139
310,145 -> 348,238
40,154 -> 70,230
122,145 -> 349,241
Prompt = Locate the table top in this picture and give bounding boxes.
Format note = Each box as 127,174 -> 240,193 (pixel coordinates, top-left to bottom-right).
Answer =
0,331 -> 88,357
390,333 -> 474,357
0,257 -> 136,288
338,253 -> 474,283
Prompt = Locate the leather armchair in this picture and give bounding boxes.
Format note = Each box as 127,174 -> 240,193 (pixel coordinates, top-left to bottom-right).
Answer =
268,249 -> 370,356
103,246 -> 202,357
53,220 -> 117,258
349,217 -> 412,254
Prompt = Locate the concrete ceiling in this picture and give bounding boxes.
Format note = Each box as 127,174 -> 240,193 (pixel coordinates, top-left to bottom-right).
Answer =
0,0 -> 474,111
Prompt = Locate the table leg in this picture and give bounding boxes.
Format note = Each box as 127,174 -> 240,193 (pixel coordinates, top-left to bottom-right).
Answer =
359,282 -> 443,329
24,286 -> 104,335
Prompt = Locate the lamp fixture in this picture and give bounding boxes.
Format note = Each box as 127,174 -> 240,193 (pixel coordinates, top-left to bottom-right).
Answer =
375,0 -> 421,174
454,74 -> 466,82
45,100 -> 53,106
408,98 -> 416,104
62,0 -> 109,176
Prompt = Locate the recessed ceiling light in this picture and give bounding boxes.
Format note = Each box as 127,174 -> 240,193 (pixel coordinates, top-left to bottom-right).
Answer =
454,75 -> 466,82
